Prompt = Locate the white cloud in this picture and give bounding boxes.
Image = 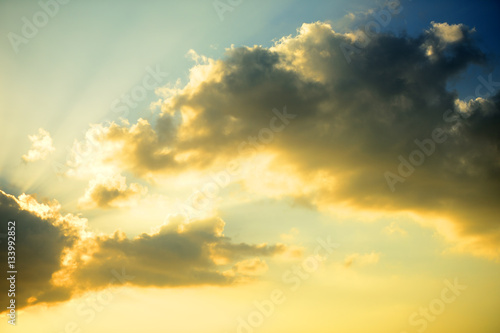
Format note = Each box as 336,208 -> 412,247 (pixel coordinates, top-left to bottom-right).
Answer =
22,128 -> 55,162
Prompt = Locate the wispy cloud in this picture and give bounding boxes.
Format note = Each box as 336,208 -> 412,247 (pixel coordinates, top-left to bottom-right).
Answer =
344,252 -> 381,268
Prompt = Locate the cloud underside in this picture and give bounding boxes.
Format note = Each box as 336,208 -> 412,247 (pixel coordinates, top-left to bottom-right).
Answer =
68,22 -> 500,257
0,190 -> 285,312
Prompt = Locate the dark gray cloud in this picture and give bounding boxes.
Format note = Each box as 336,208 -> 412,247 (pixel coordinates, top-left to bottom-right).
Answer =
0,190 -> 80,310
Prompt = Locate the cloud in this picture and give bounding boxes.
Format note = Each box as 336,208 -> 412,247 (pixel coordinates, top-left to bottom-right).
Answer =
230,257 -> 269,277
422,22 -> 472,60
0,189 -> 86,310
0,190 -> 286,313
429,22 -> 466,44
78,174 -> 147,209
72,215 -> 285,290
280,227 -> 300,241
65,21 -> 500,258
384,221 -> 407,236
21,128 -> 55,162
344,252 -> 381,268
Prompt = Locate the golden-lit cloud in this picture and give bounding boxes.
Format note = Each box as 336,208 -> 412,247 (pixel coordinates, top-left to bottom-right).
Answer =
0,190 -> 286,313
230,257 -> 269,277
78,174 -> 147,209
61,21 -> 500,259
428,21 -> 466,44
21,128 -> 55,163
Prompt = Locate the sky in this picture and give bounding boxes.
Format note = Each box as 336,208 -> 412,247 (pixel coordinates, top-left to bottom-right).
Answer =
1,0 -> 500,332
